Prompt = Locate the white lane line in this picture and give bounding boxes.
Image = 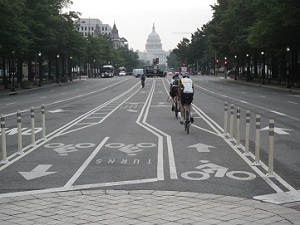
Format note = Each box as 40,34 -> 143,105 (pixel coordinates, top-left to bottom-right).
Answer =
6,102 -> 17,106
59,82 -> 140,136
64,137 -> 110,188
70,178 -> 158,190
195,84 -> 300,122
3,79 -> 126,117
136,81 -> 165,181
288,101 -> 298,105
270,110 -> 286,116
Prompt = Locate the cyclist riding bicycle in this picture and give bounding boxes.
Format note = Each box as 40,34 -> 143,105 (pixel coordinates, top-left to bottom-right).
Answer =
169,73 -> 180,111
140,73 -> 146,88
178,73 -> 194,124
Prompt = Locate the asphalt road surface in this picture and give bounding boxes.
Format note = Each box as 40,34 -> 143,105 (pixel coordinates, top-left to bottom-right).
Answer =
0,75 -> 299,205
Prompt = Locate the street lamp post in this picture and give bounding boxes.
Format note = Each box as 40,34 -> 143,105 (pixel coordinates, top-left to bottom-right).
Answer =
261,51 -> 265,85
234,55 -> 238,81
69,56 -> 73,81
38,52 -> 42,87
224,56 -> 227,79
246,54 -> 250,80
286,47 -> 291,88
56,54 -> 60,84
11,50 -> 16,92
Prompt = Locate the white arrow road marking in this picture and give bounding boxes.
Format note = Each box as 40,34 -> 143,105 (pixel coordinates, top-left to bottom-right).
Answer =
261,126 -> 292,135
19,165 -> 56,180
48,109 -> 66,113
188,143 -> 216,152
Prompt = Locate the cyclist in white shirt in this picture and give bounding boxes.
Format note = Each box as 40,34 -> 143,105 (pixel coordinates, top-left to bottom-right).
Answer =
178,74 -> 194,124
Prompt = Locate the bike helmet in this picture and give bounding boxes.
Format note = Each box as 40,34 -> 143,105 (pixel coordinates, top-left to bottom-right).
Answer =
172,73 -> 179,79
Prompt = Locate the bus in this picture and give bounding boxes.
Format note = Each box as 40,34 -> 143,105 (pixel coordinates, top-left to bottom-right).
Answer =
101,65 -> 115,78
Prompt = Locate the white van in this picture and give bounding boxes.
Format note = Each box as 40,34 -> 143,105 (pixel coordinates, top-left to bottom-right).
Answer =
132,69 -> 144,78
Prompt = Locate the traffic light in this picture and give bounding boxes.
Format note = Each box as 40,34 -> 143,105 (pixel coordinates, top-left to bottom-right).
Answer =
216,59 -> 219,64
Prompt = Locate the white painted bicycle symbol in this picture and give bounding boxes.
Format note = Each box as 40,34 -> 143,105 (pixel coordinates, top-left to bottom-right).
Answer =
44,143 -> 95,156
105,143 -> 156,156
181,160 -> 256,181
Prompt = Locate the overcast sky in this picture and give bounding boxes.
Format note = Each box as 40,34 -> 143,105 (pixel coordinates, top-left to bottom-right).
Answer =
66,0 -> 217,52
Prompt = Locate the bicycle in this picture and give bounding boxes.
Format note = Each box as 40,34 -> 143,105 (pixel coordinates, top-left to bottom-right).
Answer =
184,103 -> 191,134
141,79 -> 145,88
174,95 -> 180,119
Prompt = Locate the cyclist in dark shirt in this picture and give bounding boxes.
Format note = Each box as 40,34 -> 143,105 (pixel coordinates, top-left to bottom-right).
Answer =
169,73 -> 179,111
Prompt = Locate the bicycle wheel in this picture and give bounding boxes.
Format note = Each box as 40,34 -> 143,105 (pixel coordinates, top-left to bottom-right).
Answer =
185,108 -> 190,134
175,98 -> 178,119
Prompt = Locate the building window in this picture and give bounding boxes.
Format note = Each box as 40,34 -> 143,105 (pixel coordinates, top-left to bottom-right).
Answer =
85,27 -> 87,31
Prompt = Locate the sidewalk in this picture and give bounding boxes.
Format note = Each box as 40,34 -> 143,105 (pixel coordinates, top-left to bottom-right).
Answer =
0,190 -> 299,224
0,77 -> 87,97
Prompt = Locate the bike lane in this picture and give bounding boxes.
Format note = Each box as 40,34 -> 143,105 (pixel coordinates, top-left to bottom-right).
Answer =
0,81 -> 161,193
145,78 -> 277,199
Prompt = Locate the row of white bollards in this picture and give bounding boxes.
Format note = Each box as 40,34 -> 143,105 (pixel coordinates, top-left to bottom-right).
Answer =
0,105 -> 46,165
223,101 -> 275,177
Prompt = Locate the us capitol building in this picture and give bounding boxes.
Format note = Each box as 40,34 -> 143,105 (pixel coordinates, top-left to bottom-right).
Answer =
136,24 -> 170,66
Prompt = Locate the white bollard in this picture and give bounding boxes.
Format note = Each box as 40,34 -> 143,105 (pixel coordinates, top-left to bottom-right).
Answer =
223,101 -> 228,136
30,107 -> 36,146
235,107 -> 241,147
229,104 -> 234,140
253,115 -> 261,165
0,115 -> 8,164
244,110 -> 251,156
17,111 -> 23,154
266,119 -> 275,177
41,104 -> 46,140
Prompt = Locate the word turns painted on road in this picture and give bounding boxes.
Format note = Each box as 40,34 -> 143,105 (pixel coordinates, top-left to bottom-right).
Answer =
95,158 -> 153,165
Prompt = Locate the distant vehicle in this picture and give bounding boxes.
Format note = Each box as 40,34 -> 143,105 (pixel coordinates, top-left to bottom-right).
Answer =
132,69 -> 144,78
143,65 -> 165,77
119,71 -> 126,76
101,65 -> 115,78
226,70 -> 236,78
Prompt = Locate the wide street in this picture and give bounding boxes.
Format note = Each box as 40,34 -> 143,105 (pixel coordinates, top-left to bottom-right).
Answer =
0,75 -> 299,205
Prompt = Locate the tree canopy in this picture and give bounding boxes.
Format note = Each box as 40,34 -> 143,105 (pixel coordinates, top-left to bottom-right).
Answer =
170,0 -> 300,83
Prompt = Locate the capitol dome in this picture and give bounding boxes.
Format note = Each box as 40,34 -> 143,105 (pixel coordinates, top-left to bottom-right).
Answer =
145,23 -> 162,52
